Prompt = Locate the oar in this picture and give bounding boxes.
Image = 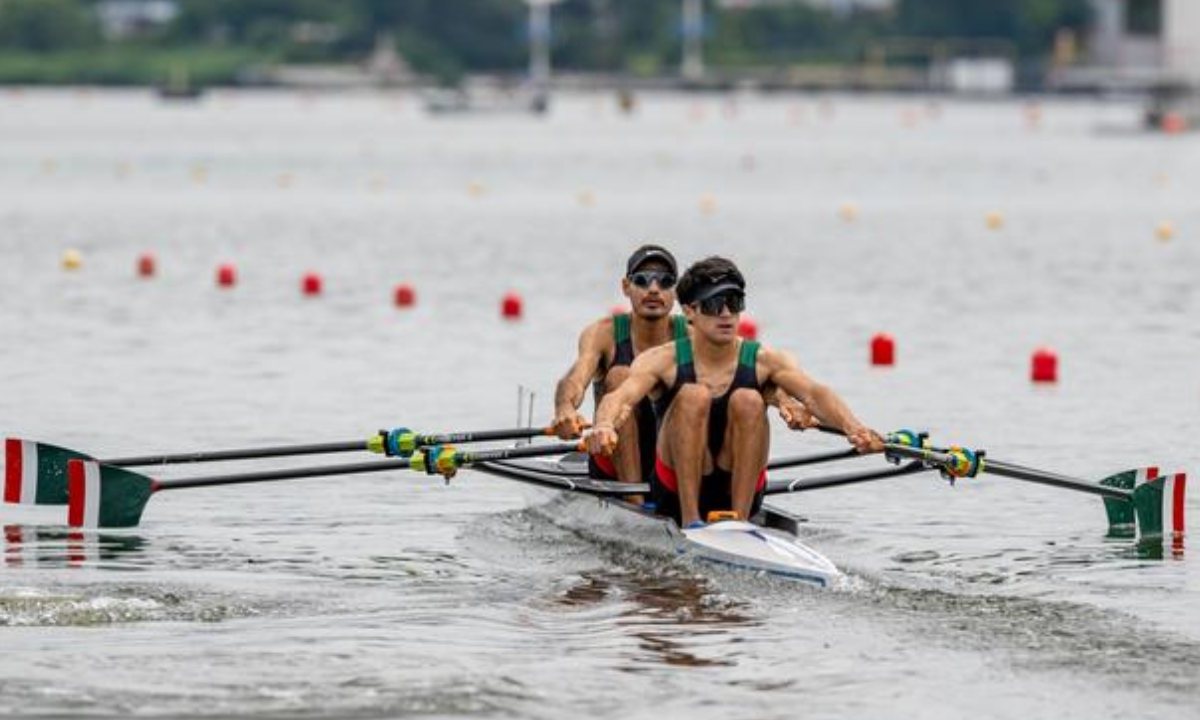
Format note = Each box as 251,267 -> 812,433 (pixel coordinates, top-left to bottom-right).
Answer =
66,441 -> 584,529
5,426 -> 555,506
882,441 -> 1186,542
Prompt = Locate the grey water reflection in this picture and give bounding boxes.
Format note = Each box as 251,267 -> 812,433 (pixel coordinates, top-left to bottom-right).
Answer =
3,524 -> 147,569
557,567 -> 756,668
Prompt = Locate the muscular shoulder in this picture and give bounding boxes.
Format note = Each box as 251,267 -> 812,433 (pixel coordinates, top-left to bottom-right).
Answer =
755,343 -> 800,373
579,316 -> 616,351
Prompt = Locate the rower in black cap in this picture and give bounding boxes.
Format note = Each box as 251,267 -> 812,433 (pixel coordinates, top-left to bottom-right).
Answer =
552,244 -> 688,496
587,256 -> 884,527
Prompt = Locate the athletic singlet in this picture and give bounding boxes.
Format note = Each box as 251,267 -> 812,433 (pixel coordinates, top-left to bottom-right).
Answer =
589,314 -> 688,480
654,337 -> 763,460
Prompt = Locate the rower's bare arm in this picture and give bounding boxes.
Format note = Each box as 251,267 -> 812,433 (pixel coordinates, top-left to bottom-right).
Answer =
760,347 -> 884,452
552,322 -> 607,438
587,346 -> 671,455
763,384 -> 818,430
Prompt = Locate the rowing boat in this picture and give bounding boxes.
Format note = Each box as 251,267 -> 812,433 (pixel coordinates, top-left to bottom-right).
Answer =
476,452 -> 843,587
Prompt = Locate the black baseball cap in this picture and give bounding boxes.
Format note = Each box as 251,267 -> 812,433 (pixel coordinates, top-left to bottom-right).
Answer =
626,244 -> 677,276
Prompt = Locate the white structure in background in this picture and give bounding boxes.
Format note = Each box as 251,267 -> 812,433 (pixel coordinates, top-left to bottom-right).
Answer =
94,0 -> 178,40
526,0 -> 561,108
937,58 -> 1014,95
681,0 -> 705,82
1089,0 -> 1200,81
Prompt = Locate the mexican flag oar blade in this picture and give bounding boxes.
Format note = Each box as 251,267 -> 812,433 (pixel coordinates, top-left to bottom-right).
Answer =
1131,471 -> 1187,542
1099,467 -> 1157,537
5,438 -> 92,506
67,460 -> 155,529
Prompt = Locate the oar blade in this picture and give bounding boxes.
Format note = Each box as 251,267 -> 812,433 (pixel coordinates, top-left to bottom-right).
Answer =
4,438 -> 92,506
1100,467 -> 1157,537
1132,471 -> 1187,547
67,460 -> 156,529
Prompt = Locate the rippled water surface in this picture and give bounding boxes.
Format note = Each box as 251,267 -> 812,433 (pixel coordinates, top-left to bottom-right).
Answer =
1,89 -> 1198,718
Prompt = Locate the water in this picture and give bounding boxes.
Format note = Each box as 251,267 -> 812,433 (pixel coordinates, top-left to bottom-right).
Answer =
1,89 -> 1198,718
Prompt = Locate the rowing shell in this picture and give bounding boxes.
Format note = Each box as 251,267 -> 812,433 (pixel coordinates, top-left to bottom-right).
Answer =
476,453 -> 842,588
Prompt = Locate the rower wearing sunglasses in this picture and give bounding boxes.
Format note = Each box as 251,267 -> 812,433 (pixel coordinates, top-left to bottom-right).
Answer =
587,256 -> 885,528
552,245 -> 688,491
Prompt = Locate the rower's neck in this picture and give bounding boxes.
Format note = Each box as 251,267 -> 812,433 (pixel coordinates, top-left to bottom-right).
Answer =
629,313 -> 673,350
692,333 -> 739,365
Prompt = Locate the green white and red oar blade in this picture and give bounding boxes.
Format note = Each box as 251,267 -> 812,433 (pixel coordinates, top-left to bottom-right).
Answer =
5,439 -> 91,506
66,441 -> 585,529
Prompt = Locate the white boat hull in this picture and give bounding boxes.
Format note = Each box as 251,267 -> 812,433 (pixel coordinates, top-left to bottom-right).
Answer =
494,455 -> 842,588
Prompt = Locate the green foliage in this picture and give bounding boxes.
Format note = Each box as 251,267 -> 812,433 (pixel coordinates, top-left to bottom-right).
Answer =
0,0 -> 100,52
0,0 -> 1099,84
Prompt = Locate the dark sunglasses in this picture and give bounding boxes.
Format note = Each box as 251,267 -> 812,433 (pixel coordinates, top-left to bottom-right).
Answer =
696,292 -> 745,316
629,270 -> 677,290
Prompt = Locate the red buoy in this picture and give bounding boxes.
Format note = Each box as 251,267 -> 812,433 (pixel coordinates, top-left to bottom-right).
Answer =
137,253 -> 156,278
870,333 -> 895,366
737,315 -> 758,340
394,283 -> 416,308
301,272 -> 323,296
216,263 -> 237,288
610,304 -> 627,316
1031,347 -> 1058,383
501,291 -> 524,320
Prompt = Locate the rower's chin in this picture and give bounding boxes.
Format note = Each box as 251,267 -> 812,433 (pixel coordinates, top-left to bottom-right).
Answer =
635,303 -> 668,318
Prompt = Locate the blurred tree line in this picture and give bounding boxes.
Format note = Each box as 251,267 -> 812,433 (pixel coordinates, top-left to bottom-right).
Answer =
0,0 -> 1092,84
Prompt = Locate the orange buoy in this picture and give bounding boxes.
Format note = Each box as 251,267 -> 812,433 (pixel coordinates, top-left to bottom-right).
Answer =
871,333 -> 895,366
610,304 -> 627,316
137,253 -> 156,278
1162,112 -> 1187,135
216,263 -> 237,288
737,315 -> 758,340
501,291 -> 524,320
1031,347 -> 1058,383
394,283 -> 416,308
301,272 -> 323,296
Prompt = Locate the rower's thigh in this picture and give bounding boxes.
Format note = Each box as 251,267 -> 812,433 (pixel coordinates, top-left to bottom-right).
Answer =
656,384 -> 712,469
715,388 -> 769,470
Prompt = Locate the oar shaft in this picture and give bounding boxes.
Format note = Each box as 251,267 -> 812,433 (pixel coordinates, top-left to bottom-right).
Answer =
155,442 -> 584,492
159,457 -> 414,491
767,448 -> 860,470
982,458 -> 1132,501
104,441 -> 369,467
765,460 -> 928,495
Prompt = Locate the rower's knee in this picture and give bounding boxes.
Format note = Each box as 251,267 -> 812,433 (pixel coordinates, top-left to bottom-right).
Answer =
729,388 -> 766,420
604,366 -> 630,392
672,384 -> 711,421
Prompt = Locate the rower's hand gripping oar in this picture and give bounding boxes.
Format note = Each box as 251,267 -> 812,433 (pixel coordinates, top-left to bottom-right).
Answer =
65,441 -> 586,529
5,426 -> 558,507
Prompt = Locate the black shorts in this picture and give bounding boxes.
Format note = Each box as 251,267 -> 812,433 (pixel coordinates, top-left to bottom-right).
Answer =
650,466 -> 764,526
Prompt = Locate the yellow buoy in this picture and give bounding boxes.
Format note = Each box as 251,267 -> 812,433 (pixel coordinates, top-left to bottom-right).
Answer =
191,164 -> 208,184
839,203 -> 859,223
577,190 -> 596,208
62,249 -> 82,270
985,211 -> 1005,230
1156,221 -> 1175,242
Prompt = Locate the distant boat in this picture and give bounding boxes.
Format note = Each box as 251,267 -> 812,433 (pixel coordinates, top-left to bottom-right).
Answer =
158,65 -> 203,101
422,86 -> 547,116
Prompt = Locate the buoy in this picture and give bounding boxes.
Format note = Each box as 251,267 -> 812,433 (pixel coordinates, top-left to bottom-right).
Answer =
61,249 -> 82,271
216,263 -> 237,288
870,333 -> 895,367
394,283 -> 416,308
1162,112 -> 1187,135
468,181 -> 486,198
1156,221 -> 1175,242
737,315 -> 758,341
986,211 -> 1005,230
839,203 -> 858,223
699,193 -> 717,216
301,272 -> 323,296
137,253 -> 156,278
610,304 -> 627,316
276,172 -> 293,189
577,190 -> 596,208
501,291 -> 523,320
1031,347 -> 1058,383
